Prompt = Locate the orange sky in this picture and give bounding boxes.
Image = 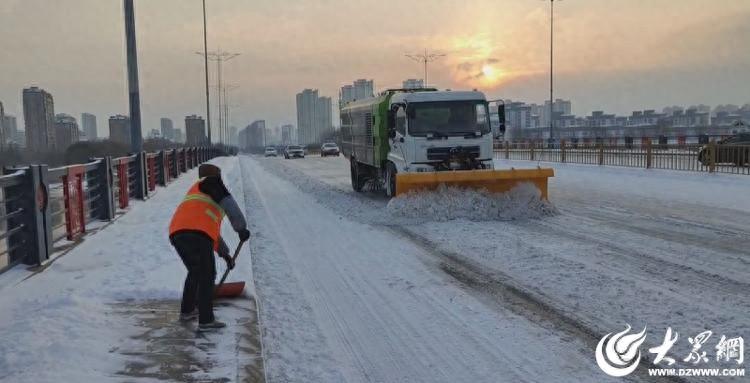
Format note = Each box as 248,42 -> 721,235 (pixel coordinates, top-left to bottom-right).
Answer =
1,0 -> 749,133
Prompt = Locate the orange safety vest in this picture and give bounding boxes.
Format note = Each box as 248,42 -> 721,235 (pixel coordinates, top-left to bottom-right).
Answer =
169,179 -> 225,250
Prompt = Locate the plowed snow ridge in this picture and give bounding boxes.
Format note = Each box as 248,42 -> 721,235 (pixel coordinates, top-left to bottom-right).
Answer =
386,183 -> 558,221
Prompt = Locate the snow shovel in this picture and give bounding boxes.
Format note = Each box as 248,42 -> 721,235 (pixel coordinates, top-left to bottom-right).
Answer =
214,240 -> 247,298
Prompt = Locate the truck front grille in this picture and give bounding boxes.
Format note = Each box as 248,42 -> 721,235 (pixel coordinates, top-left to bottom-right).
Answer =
426,146 -> 481,161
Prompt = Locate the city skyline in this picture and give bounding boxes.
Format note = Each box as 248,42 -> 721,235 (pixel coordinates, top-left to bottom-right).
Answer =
0,1 -> 749,132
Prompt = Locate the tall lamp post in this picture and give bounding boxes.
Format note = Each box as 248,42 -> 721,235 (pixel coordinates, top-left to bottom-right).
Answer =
123,0 -> 142,152
201,0 -> 212,144
406,49 -> 445,88
123,0 -> 145,199
197,50 -> 240,145
545,0 -> 560,143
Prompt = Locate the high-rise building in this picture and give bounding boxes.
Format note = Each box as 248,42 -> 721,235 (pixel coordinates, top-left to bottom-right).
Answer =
54,114 -> 80,150
402,79 -> 425,89
246,120 -> 266,150
541,99 -> 573,128
148,129 -> 161,139
2,115 -> 18,146
340,85 -> 354,106
281,124 -> 293,145
316,96 -> 333,141
506,102 -> 533,130
109,115 -> 131,146
14,130 -> 26,148
23,86 -> 56,151
81,113 -> 97,141
160,118 -> 174,141
296,89 -> 333,146
353,79 -> 374,100
185,115 -> 206,145
174,129 -> 183,143
340,79 -> 375,105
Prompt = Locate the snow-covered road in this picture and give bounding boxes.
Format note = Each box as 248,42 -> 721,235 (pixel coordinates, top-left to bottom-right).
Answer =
245,154 -> 749,383
1,153 -> 745,382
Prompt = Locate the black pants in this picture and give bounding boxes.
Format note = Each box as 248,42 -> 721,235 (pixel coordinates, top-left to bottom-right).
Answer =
170,231 -> 216,324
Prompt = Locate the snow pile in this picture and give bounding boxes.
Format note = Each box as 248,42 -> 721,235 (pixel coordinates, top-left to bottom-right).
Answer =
386,183 -> 558,221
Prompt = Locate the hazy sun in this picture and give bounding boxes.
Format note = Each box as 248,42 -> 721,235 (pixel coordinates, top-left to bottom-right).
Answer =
480,64 -> 503,86
482,64 -> 494,77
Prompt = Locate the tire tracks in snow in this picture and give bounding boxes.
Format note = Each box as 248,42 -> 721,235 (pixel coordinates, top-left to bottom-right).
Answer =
524,214 -> 750,299
254,157 -> 685,383
386,226 -> 684,383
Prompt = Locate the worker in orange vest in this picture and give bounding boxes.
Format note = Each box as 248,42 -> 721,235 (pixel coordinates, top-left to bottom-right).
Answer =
169,163 -> 250,331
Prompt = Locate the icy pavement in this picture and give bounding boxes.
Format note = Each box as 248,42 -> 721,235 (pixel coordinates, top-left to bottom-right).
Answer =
251,154 -> 749,383
241,156 -> 650,383
0,157 -> 264,383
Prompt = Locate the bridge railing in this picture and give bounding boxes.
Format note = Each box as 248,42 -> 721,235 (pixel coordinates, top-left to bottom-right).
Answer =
495,141 -> 749,175
0,146 -> 224,273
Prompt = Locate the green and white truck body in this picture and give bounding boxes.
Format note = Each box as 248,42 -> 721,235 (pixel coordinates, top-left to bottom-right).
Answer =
340,88 -> 496,196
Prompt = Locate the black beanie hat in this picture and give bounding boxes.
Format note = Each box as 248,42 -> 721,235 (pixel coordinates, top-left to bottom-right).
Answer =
198,164 -> 221,178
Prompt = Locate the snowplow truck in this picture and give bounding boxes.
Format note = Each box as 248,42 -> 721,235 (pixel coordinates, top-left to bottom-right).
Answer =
340,88 -> 554,198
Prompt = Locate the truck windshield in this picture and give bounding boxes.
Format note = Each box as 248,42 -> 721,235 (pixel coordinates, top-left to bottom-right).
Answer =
408,101 -> 490,137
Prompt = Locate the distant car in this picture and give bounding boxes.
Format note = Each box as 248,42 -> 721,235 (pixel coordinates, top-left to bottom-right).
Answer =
320,142 -> 340,157
284,145 -> 305,159
698,132 -> 750,166
264,146 -> 277,157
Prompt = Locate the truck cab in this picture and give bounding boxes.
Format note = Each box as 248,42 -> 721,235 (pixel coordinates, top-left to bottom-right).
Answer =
386,91 -> 495,174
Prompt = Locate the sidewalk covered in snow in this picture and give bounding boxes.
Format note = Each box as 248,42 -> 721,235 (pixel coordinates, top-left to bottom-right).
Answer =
0,157 -> 264,383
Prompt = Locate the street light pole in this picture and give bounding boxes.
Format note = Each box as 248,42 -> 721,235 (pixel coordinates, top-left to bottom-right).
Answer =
197,49 -> 239,145
406,49 -> 445,88
123,0 -> 142,152
202,0 -> 212,144
549,0 -> 554,142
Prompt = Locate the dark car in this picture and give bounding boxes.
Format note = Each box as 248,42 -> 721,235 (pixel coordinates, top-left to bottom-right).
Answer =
698,132 -> 750,166
320,142 -> 340,157
284,145 -> 305,159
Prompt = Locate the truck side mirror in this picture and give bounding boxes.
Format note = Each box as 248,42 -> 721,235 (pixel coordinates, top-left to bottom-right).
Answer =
387,106 -> 399,139
497,103 -> 506,134
387,109 -> 396,130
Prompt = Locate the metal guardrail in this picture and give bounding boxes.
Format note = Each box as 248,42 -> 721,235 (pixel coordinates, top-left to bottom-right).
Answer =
494,141 -> 750,175
0,169 -> 28,273
0,146 -> 224,273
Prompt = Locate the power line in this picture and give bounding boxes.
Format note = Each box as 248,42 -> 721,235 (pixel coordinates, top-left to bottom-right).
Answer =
405,49 -> 445,87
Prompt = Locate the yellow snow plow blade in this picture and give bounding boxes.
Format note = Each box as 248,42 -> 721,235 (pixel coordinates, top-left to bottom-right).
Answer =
395,168 -> 554,200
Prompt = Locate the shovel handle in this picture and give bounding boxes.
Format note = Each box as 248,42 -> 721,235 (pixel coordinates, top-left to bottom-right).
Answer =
216,239 -> 246,289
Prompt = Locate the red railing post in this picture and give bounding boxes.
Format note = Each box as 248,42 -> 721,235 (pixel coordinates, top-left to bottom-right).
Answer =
147,155 -> 156,191
62,166 -> 86,240
117,160 -> 129,209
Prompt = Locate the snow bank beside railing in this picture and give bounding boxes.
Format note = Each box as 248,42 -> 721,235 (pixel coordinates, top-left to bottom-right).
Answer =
386,183 -> 558,222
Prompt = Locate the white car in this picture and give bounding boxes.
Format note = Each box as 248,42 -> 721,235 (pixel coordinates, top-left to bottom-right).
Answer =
284,145 -> 305,159
264,146 -> 277,157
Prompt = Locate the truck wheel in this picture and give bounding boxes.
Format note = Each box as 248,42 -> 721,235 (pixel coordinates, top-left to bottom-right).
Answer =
350,158 -> 364,192
384,162 -> 397,198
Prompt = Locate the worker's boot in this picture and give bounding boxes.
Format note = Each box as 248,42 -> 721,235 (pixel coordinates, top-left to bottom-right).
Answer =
198,320 -> 227,331
179,309 -> 198,322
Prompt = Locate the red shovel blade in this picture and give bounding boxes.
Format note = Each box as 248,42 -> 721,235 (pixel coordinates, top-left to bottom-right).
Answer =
215,281 -> 245,298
